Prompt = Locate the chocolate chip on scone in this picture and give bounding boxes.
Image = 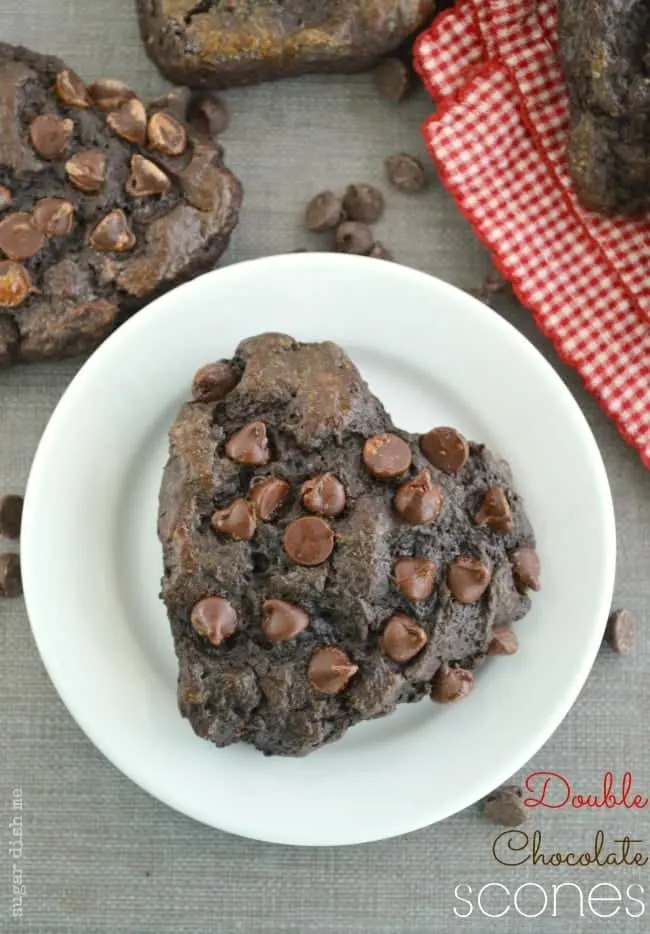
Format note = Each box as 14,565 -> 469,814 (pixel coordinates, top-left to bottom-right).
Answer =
0,42 -> 241,366
159,334 -> 541,756
137,1 -> 436,89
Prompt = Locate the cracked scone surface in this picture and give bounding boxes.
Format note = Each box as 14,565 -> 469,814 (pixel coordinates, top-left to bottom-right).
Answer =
158,334 -> 540,756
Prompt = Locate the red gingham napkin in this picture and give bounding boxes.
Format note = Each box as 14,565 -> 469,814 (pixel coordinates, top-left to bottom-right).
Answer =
413,0 -> 650,468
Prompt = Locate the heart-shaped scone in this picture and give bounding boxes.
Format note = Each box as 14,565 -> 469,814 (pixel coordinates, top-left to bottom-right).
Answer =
158,334 -> 541,756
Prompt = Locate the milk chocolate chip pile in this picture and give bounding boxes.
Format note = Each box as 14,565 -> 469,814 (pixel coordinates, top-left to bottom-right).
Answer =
0,42 -> 241,366
159,334 -> 541,756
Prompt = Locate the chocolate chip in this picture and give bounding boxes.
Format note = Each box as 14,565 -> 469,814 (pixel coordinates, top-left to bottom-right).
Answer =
394,469 -> 443,525
0,495 -> 23,539
188,93 -> 230,136
0,261 -> 32,308
420,426 -> 469,474
447,556 -> 492,604
393,557 -> 437,601
484,786 -> 527,826
368,241 -> 393,261
191,360 -> 238,403
342,184 -> 384,223
301,473 -> 346,517
283,516 -> 334,566
475,487 -> 513,533
151,87 -> 193,121
32,198 -> 75,238
605,608 -> 635,655
65,150 -> 106,193
55,69 -> 90,108
29,114 -> 74,160
335,220 -> 374,254
211,498 -> 257,541
225,421 -> 270,466
126,155 -> 171,198
430,663 -> 473,703
308,646 -> 358,694
107,99 -> 147,145
481,264 -> 509,296
249,477 -> 290,521
510,548 -> 541,592
373,57 -> 411,103
385,152 -> 427,193
0,553 -> 21,598
147,111 -> 187,156
487,624 -> 519,656
88,78 -> 137,111
261,599 -> 309,641
0,187 -> 11,212
362,433 -> 412,478
380,613 -> 428,662
0,213 -> 46,260
88,210 -> 136,253
190,596 -> 237,646
305,191 -> 343,232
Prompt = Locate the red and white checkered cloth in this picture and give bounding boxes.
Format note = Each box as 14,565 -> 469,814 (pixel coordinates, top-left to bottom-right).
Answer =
414,0 -> 650,468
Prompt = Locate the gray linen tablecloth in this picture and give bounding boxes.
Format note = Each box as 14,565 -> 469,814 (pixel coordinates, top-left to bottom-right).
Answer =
1,3 -> 649,932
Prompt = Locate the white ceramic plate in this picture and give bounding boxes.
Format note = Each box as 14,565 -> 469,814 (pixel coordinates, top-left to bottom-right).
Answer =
22,254 -> 615,846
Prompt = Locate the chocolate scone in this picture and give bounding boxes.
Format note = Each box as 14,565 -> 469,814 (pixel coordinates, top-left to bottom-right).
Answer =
159,334 -> 541,756
137,1 -> 436,89
0,43 -> 241,365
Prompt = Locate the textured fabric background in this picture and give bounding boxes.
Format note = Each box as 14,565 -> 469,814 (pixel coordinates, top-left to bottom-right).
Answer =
0,3 -> 648,933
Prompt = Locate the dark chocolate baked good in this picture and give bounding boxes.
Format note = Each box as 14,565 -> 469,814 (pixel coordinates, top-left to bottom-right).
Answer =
558,0 -> 650,215
0,43 -> 241,366
137,0 -> 436,89
158,334 -> 541,756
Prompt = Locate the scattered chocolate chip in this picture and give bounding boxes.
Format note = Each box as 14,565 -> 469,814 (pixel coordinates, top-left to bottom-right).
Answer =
191,360 -> 238,403
211,498 -> 257,541
0,187 -> 11,212
190,596 -> 237,646
380,613 -> 428,662
342,184 -> 384,223
362,433 -> 412,478
481,264 -> 509,296
475,487 -> 513,533
88,210 -> 136,253
394,469 -> 443,525
0,261 -> 32,308
510,548 -> 541,592
448,556 -> 492,604
147,111 -> 187,156
0,495 -> 23,539
283,516 -> 334,566
107,99 -> 147,145
249,477 -> 290,521
305,191 -> 344,232
188,93 -> 230,136
29,114 -> 74,160
0,553 -> 21,598
261,599 -> 309,641
373,57 -> 411,103
308,646 -> 358,694
484,785 -> 527,826
225,421 -> 270,466
301,473 -> 346,517
126,154 -> 171,198
0,213 -> 46,260
393,557 -> 437,601
368,241 -> 393,261
384,152 -> 427,193
88,78 -> 137,111
55,69 -> 91,108
420,426 -> 469,474
32,198 -> 75,238
431,662 -> 473,703
151,87 -> 192,121
335,220 -> 374,254
65,150 -> 106,193
488,624 -> 519,656
605,608 -> 635,656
